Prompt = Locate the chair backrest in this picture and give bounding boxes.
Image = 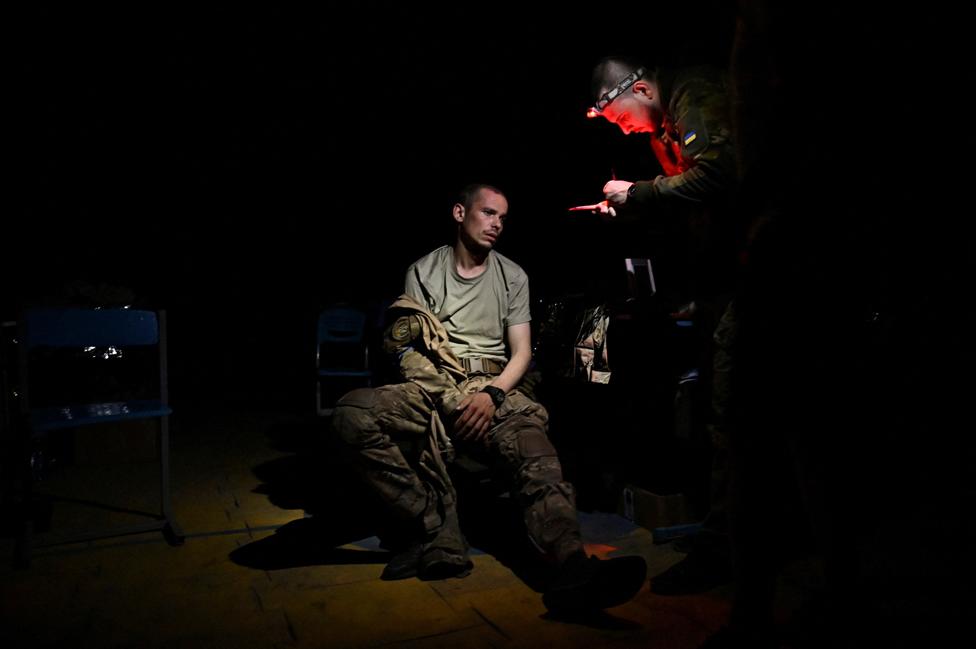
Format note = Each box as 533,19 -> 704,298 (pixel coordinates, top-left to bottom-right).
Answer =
19,308 -> 168,410
317,307 -> 366,345
23,309 -> 159,348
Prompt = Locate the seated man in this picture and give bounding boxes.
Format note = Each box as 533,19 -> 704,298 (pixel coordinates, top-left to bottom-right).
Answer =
331,183 -> 646,613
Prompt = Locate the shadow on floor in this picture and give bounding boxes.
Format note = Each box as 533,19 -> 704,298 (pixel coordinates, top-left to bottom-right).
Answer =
228,416 -> 385,569
229,415 -> 566,594
229,516 -> 388,570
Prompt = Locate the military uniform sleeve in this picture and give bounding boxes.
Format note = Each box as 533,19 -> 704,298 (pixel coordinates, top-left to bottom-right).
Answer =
398,350 -> 465,414
628,76 -> 736,207
382,310 -> 465,415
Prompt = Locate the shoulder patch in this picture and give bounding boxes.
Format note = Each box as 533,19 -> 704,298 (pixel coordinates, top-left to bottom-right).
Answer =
391,315 -> 420,342
683,130 -> 698,146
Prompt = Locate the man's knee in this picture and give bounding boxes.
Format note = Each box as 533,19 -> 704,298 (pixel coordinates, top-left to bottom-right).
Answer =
331,388 -> 378,447
497,424 -> 566,488
516,427 -> 557,460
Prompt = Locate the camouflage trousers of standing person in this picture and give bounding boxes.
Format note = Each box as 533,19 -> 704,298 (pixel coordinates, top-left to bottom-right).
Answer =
331,377 -> 583,571
695,300 -> 736,548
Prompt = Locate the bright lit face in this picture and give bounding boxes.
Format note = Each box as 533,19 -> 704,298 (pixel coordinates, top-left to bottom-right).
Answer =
455,188 -> 508,251
599,89 -> 658,135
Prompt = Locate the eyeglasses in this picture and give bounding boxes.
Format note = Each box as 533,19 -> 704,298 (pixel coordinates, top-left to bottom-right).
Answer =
587,67 -> 645,118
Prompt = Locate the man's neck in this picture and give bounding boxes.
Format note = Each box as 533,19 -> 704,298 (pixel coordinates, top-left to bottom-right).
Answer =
453,241 -> 490,279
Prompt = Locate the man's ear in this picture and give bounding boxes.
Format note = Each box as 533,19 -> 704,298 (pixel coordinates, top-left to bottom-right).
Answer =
453,203 -> 465,223
633,80 -> 653,100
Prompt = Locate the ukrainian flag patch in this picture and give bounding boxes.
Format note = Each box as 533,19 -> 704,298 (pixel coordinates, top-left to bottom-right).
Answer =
683,130 -> 698,146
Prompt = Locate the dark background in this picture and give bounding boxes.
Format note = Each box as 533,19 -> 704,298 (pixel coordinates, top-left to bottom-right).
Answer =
7,3 -> 971,411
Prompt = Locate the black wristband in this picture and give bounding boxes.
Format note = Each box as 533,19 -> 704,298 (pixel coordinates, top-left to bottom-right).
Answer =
627,183 -> 639,198
481,385 -> 506,408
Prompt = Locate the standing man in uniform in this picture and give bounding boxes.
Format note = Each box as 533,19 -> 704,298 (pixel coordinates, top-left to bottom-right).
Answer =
584,56 -> 740,595
585,56 -> 738,315
331,183 -> 646,613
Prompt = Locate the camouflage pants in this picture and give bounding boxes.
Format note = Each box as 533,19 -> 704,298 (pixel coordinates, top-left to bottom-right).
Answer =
331,380 -> 583,565
697,300 -> 736,549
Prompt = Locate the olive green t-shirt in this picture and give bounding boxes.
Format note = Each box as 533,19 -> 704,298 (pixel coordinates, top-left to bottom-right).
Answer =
404,246 -> 530,360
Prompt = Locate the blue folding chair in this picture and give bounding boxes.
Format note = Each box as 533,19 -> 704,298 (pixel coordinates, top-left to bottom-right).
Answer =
316,306 -> 371,415
14,308 -> 183,566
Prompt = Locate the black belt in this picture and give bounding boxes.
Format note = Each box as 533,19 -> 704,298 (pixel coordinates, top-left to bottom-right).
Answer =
460,357 -> 507,375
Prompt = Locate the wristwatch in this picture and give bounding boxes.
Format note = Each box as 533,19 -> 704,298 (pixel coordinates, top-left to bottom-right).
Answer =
627,183 -> 639,198
481,385 -> 506,408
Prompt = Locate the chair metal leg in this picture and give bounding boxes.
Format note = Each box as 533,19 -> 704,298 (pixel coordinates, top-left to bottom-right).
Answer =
158,416 -> 183,545
162,521 -> 185,546
12,438 -> 34,569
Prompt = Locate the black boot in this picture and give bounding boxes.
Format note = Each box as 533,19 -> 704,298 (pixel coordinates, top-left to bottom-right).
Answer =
381,505 -> 472,581
419,547 -> 473,580
418,506 -> 472,580
650,546 -> 731,595
543,551 -> 647,613
378,519 -> 428,581
380,540 -> 425,580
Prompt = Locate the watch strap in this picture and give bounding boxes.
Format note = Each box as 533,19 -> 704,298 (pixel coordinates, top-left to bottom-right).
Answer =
481,385 -> 506,408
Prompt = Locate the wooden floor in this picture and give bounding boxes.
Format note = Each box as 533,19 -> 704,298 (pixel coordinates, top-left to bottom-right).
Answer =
4,407 -> 961,648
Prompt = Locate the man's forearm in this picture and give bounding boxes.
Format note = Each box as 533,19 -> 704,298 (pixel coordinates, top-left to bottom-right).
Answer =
491,347 -> 532,393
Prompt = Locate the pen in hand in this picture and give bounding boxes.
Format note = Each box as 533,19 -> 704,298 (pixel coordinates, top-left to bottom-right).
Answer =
567,167 -> 619,215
